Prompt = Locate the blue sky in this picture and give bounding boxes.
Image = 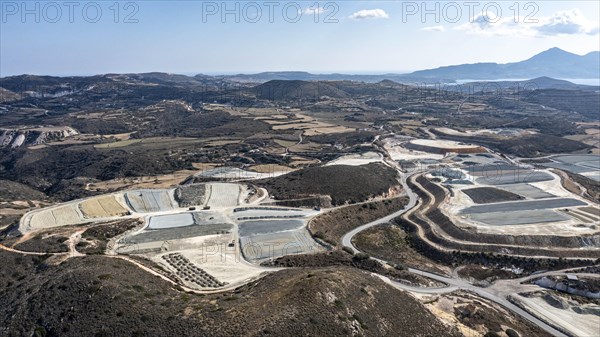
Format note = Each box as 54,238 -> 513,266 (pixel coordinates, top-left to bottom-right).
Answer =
1,1 -> 599,76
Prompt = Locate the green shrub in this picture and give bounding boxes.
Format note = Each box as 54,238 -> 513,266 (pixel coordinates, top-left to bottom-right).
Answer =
353,252 -> 370,261
342,246 -> 355,255
505,329 -> 520,337
484,332 -> 501,337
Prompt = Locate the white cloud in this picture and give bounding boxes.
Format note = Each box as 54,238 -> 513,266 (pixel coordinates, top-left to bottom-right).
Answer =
421,25 -> 445,32
349,9 -> 389,20
537,9 -> 599,36
303,6 -> 327,15
456,8 -> 599,37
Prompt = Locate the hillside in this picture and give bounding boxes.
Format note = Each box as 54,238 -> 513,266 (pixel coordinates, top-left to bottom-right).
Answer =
0,180 -> 47,202
407,48 -> 600,80
252,80 -> 350,100
256,163 -> 400,206
456,77 -> 598,91
0,251 -> 460,337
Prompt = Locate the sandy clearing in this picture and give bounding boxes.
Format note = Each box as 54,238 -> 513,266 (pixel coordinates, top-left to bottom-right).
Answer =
325,152 -> 383,166
529,171 -> 585,198
384,141 -> 445,161
153,234 -> 273,288
303,126 -> 354,136
89,170 -> 196,191
410,139 -> 480,149
248,164 -> 294,173
435,127 -> 534,137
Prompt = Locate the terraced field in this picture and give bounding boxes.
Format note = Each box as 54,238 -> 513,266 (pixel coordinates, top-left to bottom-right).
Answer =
79,195 -> 129,218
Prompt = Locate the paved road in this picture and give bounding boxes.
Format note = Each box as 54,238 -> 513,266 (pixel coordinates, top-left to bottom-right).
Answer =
341,158 -> 418,254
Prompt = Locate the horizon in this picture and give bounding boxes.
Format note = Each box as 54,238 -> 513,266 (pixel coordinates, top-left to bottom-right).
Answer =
3,47 -> 599,79
2,1 -> 599,76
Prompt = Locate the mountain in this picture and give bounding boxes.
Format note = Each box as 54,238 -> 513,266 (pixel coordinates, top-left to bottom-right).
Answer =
223,71 -> 413,83
454,76 -> 598,91
252,80 -> 350,100
407,48 -> 600,80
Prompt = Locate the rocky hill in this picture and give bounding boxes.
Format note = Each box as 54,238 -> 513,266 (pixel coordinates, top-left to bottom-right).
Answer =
0,126 -> 78,149
0,251 -> 461,337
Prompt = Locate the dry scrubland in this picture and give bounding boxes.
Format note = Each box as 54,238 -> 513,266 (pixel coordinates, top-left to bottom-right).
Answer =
0,250 -> 465,337
425,291 -> 553,337
352,223 -> 447,275
310,197 -> 409,245
256,163 -> 400,206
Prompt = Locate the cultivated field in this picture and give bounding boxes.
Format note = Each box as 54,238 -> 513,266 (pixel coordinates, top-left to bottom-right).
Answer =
79,195 -> 129,218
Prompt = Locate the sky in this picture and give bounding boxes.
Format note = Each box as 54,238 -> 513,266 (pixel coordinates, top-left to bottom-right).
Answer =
1,0 -> 599,76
